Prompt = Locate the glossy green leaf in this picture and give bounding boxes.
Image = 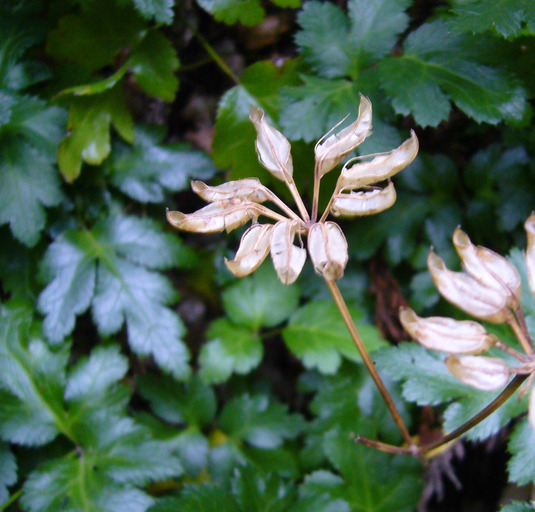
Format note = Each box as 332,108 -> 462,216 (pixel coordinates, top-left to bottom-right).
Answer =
378,21 -> 528,126
0,443 -> 16,505
450,0 -> 535,38
199,319 -> 263,383
107,126 -> 216,203
58,86 -> 134,181
128,0 -> 175,24
130,30 -> 179,101
282,300 -> 387,374
219,394 -> 304,449
222,263 -> 300,330
212,59 -> 301,181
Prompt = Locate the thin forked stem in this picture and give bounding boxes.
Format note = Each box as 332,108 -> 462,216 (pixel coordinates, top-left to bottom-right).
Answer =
508,311 -> 534,357
325,279 -> 415,448
286,179 -> 310,222
311,168 -> 321,222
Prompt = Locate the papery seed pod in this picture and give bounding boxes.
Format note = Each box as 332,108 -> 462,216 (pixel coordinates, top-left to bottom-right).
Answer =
524,214 -> 535,297
308,222 -> 348,281
337,130 -> 418,190
192,178 -> 270,204
331,181 -> 396,217
250,106 -> 293,181
270,220 -> 306,285
428,250 -> 510,323
315,95 -> 372,177
399,307 -> 494,354
166,199 -> 257,233
529,386 -> 535,433
446,355 -> 510,391
225,223 -> 273,277
453,227 -> 521,305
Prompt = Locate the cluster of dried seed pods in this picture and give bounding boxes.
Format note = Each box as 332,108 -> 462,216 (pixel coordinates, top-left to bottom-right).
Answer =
167,95 -> 418,285
401,215 -> 535,431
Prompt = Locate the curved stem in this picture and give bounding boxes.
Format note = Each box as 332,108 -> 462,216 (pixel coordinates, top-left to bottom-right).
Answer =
325,279 -> 414,447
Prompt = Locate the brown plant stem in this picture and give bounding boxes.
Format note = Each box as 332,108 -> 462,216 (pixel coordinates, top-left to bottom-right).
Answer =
325,279 -> 415,448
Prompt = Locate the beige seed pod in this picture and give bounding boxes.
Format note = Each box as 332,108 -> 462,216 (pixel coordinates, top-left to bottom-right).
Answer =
269,220 -> 306,285
446,355 -> 510,391
314,95 -> 373,177
166,199 -> 256,233
250,106 -> 293,181
428,250 -> 510,323
399,308 -> 494,354
331,180 -> 396,217
337,130 -> 418,190
453,227 -> 521,305
191,178 -> 270,204
524,214 -> 535,298
308,222 -> 348,281
225,223 -> 273,277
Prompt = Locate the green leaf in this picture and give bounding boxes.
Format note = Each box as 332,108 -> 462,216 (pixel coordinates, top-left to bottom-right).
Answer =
295,0 -> 410,79
38,215 -> 191,379
0,303 -> 69,446
199,319 -> 263,383
212,59 -> 301,182
58,85 -> 134,181
500,502 -> 535,512
508,419 -> 535,485
0,443 -> 16,505
128,0 -> 175,24
149,485 -> 239,512
302,430 -> 422,512
219,394 -> 304,449
0,141 -> 63,247
130,30 -> 179,101
450,0 -> 535,38
107,126 -> 216,203
378,20 -> 528,126
282,300 -> 388,374
195,0 -> 266,26
138,374 -> 217,427
222,263 -> 300,330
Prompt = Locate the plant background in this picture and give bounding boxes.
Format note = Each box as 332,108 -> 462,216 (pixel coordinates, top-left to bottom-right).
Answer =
1,0 -> 535,510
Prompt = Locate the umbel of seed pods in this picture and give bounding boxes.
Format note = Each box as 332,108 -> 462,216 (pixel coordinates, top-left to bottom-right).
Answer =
400,215 -> 535,432
167,95 -> 418,284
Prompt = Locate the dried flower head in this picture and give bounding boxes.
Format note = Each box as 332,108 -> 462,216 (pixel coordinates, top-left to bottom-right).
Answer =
168,96 -> 418,284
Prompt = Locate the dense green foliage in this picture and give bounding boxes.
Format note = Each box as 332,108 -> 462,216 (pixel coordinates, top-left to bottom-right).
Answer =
1,0 -> 535,510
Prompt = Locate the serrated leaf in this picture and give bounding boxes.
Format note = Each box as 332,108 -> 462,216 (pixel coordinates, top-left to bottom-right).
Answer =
196,0 -> 265,26
128,0 -> 174,24
148,485 -> 239,512
378,20 -> 528,126
212,59 -> 301,182
138,374 -> 216,427
450,0 -> 535,38
219,394 -> 304,449
0,303 -> 68,446
38,215 -> 191,379
300,432 -> 422,512
508,418 -> 535,485
199,319 -> 263,383
130,30 -> 179,101
222,263 -> 300,330
0,443 -> 16,505
58,85 -> 134,181
282,300 -> 387,374
107,126 -> 216,203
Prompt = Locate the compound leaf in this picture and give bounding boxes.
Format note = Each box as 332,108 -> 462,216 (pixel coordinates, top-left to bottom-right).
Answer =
149,485 -> 239,512
508,419 -> 535,485
0,443 -> 16,505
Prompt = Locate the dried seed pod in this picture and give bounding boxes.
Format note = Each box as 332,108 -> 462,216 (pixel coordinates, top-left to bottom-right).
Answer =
166,199 -> 257,233
399,308 -> 494,354
314,95 -> 372,177
225,223 -> 273,277
446,355 -> 510,391
453,227 -> 521,305
428,250 -> 510,323
337,130 -> 418,191
331,180 -> 396,217
270,220 -> 306,285
192,178 -> 270,203
308,222 -> 348,281
524,214 -> 535,297
250,106 -> 293,181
